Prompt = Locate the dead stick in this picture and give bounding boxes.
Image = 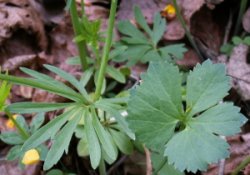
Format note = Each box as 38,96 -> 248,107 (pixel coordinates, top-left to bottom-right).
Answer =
144,146 -> 152,175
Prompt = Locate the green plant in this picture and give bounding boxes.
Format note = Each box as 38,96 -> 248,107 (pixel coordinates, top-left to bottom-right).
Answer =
220,35 -> 250,56
0,1 -> 247,174
234,0 -> 248,35
66,0 -> 127,90
172,0 -> 204,60
0,1 -> 133,174
0,73 -> 11,111
0,77 -> 30,141
127,60 -> 246,173
0,113 -> 48,167
113,6 -> 187,66
46,169 -> 76,175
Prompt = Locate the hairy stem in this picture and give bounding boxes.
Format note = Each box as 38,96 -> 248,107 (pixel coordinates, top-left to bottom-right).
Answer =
94,0 -> 118,101
70,0 -> 88,70
172,0 -> 204,61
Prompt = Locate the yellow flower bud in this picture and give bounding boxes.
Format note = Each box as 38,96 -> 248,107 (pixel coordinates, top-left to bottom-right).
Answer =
22,149 -> 40,165
161,4 -> 176,21
6,115 -> 18,129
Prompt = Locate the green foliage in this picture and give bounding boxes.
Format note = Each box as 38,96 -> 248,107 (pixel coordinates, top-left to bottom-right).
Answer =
0,64 -> 133,170
0,132 -> 25,145
74,16 -> 102,48
44,110 -> 82,170
46,169 -> 76,175
113,6 -> 187,66
220,36 -> 250,56
0,113 -> 47,165
0,75 -> 12,111
151,152 -> 184,175
127,60 -> 246,172
0,2 -> 246,174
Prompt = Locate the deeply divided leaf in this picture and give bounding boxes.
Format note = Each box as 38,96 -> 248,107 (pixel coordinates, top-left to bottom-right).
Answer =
44,110 -> 82,170
22,109 -> 77,152
128,61 -> 183,149
127,60 -> 246,172
186,60 -> 230,116
114,6 -> 186,65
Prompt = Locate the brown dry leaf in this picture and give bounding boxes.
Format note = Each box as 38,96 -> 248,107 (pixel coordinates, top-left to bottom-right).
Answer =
29,0 -> 65,25
2,54 -> 37,72
243,7 -> 250,33
19,86 -> 34,99
84,0 -> 109,20
165,0 -> 225,41
164,20 -> 185,40
179,0 -> 205,25
227,44 -> 250,101
117,0 -> 159,24
164,0 -> 205,40
84,1 -> 110,35
176,48 -> 200,68
0,0 -> 47,49
190,6 -> 225,59
124,152 -> 146,175
0,160 -> 39,175
48,14 -> 77,65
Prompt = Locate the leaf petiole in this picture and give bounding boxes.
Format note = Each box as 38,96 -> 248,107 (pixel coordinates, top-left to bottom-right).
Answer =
94,0 -> 118,101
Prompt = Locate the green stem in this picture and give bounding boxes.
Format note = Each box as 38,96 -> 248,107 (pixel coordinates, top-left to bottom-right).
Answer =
234,0 -> 248,35
172,0 -> 204,61
70,0 -> 88,70
5,110 -> 29,139
94,0 -> 118,101
99,158 -> 107,175
153,157 -> 167,175
92,45 -> 101,66
80,0 -> 85,18
231,155 -> 250,175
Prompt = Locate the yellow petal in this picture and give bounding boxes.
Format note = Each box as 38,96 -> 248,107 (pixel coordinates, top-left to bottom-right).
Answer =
5,115 -> 18,129
164,4 -> 176,15
22,149 -> 40,165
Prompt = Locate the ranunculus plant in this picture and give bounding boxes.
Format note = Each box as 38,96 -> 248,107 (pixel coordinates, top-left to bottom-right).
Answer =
0,0 -> 247,174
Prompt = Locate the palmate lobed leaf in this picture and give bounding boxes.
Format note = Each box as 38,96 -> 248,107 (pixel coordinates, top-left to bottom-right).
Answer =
186,60 -> 230,117
115,6 -> 187,66
22,108 -> 79,153
44,109 -> 82,170
127,60 -> 247,172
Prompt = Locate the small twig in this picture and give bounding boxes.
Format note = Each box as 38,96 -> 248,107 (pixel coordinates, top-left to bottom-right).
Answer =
107,156 -> 127,175
218,159 -> 226,175
218,136 -> 226,175
228,74 -> 250,84
223,11 -> 233,45
144,146 -> 152,175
